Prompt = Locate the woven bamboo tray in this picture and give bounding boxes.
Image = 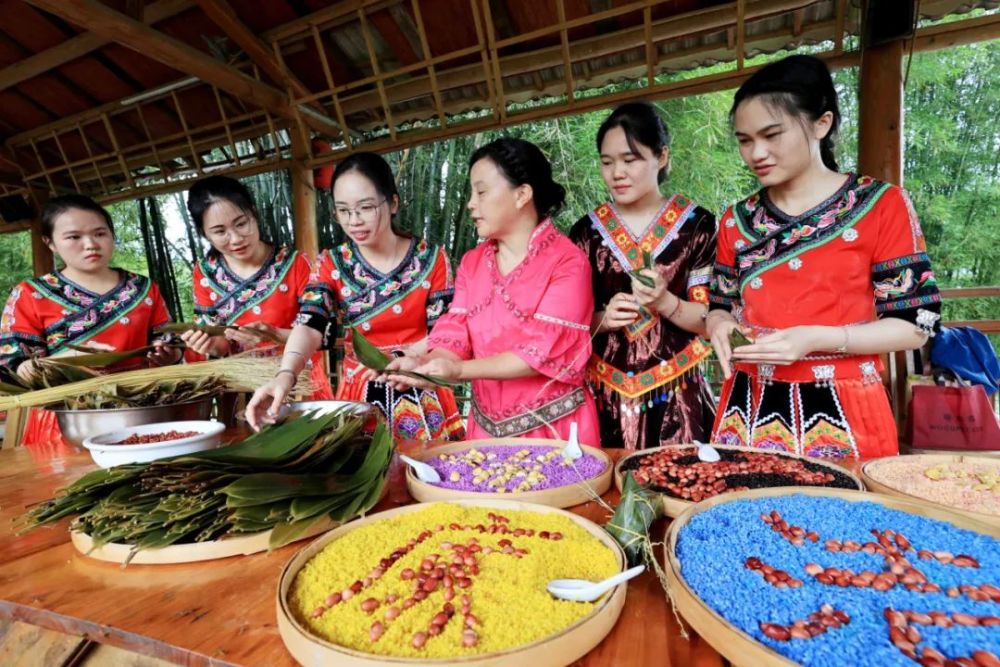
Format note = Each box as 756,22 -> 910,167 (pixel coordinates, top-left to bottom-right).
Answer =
71,517 -> 336,565
663,486 -> 1000,667
276,499 -> 628,667
861,453 -> 1000,529
614,444 -> 865,518
405,439 -> 613,509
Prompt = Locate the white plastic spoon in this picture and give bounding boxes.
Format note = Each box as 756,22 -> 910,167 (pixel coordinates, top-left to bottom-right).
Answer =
400,454 -> 442,483
694,440 -> 721,463
562,421 -> 583,461
547,564 -> 646,602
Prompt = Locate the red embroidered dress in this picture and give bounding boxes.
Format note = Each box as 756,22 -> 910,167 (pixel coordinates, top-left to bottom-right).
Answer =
570,195 -> 717,449
0,269 -> 172,444
427,220 -> 601,445
709,175 -> 942,459
301,237 -> 464,441
192,245 -> 333,398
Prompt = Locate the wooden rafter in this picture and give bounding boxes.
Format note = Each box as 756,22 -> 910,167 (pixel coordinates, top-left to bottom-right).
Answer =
0,0 -> 193,92
24,0 -> 341,138
192,0 -> 338,139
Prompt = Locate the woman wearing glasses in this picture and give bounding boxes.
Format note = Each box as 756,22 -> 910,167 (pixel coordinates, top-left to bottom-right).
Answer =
181,176 -> 333,398
246,153 -> 464,441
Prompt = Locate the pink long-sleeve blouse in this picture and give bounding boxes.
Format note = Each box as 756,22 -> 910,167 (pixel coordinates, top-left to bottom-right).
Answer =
427,220 -> 601,445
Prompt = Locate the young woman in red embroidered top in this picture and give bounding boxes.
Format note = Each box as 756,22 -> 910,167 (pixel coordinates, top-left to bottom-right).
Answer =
569,102 -> 717,450
707,55 -> 942,459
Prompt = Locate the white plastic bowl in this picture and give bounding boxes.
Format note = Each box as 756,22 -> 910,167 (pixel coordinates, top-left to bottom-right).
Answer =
82,420 -> 226,468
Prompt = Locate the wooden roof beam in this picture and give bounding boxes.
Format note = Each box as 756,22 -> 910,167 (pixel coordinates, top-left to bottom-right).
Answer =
24,0 -> 341,139
0,0 -> 193,92
192,0 -> 323,112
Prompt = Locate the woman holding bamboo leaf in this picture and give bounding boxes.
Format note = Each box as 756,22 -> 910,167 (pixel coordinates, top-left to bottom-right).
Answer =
0,194 -> 180,444
569,102 -> 717,450
382,138 -> 601,445
707,56 -> 941,458
246,153 -> 463,441
180,176 -> 332,399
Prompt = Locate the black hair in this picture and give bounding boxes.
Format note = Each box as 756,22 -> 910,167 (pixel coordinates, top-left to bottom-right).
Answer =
596,101 -> 672,183
467,138 -> 566,219
731,54 -> 841,171
186,175 -> 260,236
41,194 -> 115,240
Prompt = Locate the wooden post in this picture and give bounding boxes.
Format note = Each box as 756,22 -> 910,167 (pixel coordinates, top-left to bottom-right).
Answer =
288,132 -> 328,387
289,133 -> 318,260
28,187 -> 54,277
857,39 -> 903,185
856,36 -> 908,437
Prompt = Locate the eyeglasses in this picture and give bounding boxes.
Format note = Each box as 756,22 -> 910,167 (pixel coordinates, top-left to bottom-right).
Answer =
207,217 -> 255,241
334,199 -> 386,224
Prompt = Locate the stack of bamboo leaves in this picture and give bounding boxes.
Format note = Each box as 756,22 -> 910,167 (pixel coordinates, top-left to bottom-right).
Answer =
0,355 -> 311,412
19,409 -> 391,563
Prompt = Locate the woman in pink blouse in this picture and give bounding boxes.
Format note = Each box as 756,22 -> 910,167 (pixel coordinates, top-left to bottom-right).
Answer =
386,138 -> 601,445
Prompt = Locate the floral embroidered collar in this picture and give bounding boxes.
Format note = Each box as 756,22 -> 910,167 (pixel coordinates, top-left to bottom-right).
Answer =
731,174 -> 892,289
588,194 -> 698,271
29,269 -> 151,352
332,237 -> 436,326
485,218 -> 558,283
198,245 -> 296,322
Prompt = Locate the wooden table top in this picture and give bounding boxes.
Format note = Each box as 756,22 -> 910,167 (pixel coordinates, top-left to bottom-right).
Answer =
0,441 -> 725,667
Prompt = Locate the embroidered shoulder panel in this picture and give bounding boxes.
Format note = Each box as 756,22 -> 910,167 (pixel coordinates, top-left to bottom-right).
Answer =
733,175 -> 891,290
29,271 -> 151,352
333,238 -> 438,326
587,194 -> 698,271
197,246 -> 296,323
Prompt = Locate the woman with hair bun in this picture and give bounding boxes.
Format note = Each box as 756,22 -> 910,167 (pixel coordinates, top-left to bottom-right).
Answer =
707,55 -> 942,459
384,137 -> 601,445
570,101 -> 717,450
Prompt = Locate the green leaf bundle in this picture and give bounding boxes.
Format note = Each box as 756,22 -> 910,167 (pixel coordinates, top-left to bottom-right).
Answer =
630,250 -> 656,288
605,472 -> 663,568
351,328 -> 457,387
729,328 -> 754,349
18,409 -> 393,564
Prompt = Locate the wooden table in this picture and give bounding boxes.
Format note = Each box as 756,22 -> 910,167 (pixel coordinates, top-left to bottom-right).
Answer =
0,442 -> 725,667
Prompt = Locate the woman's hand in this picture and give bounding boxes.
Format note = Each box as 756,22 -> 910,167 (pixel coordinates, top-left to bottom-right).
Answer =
598,292 -> 641,332
226,322 -> 286,347
245,372 -> 296,431
181,329 -> 228,357
382,354 -> 438,391
630,268 -> 673,312
707,316 -> 746,380
147,340 -> 181,366
731,327 -> 818,366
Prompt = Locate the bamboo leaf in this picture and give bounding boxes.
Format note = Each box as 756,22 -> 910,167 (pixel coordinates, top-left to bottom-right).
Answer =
59,345 -> 158,367
350,328 -> 390,371
268,514 -> 327,550
729,328 -> 753,349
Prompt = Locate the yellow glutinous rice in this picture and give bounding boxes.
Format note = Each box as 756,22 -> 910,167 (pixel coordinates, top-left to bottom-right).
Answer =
289,503 -> 620,658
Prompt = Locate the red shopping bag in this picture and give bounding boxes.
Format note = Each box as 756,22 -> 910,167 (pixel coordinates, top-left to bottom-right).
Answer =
906,384 -> 1000,451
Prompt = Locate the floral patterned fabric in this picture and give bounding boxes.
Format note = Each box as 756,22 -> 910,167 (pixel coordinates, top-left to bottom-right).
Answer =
304,238 -> 463,441
190,245 -> 332,398
708,174 -> 943,458
0,269 -> 170,372
570,195 -> 717,450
